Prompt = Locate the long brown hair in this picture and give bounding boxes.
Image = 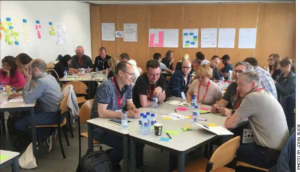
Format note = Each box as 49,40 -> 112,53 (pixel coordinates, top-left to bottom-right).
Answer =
165,50 -> 173,62
2,56 -> 17,77
279,57 -> 295,73
269,53 -> 280,71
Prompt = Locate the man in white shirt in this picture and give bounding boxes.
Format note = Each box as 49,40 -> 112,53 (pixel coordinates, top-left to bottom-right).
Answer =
119,53 -> 140,84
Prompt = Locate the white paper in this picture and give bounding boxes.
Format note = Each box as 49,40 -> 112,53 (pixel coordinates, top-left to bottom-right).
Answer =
55,24 -> 67,44
101,23 -> 115,41
238,28 -> 257,49
201,28 -> 217,48
168,101 -> 190,106
242,129 -> 254,144
115,31 -> 123,38
124,23 -> 137,42
182,29 -> 199,48
163,29 -> 179,48
162,115 -> 180,121
195,122 -> 233,135
218,28 -> 236,48
8,97 -> 24,103
169,113 -> 187,119
149,28 -> 164,47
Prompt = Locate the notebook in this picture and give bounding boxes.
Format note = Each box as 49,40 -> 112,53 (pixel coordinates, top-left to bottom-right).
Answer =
195,122 -> 233,136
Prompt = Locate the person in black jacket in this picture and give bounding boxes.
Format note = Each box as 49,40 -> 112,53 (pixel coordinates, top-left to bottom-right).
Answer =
162,50 -> 174,70
166,60 -> 192,100
93,47 -> 111,71
51,55 -> 71,80
264,53 -> 281,80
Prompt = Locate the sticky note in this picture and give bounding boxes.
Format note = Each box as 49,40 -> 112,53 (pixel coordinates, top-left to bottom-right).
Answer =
193,36 -> 198,39
159,137 -> 170,142
184,33 -> 188,36
185,40 -> 190,44
176,107 -> 188,111
49,22 -> 52,25
189,32 -> 193,35
199,107 -> 209,111
191,42 -> 195,45
49,31 -> 52,35
207,123 -> 217,127
185,44 -> 189,47
198,110 -> 209,113
5,34 -> 10,42
185,115 -> 192,119
151,126 -> 154,130
7,22 -> 12,26
23,19 -> 27,23
10,32 -> 19,37
8,26 -> 13,30
0,155 -> 9,161
0,26 -> 4,31
14,41 -> 19,45
37,30 -> 41,39
0,24 -> 2,28
0,33 -> 2,40
8,41 -> 13,45
180,128 -> 193,132
4,28 -> 9,33
36,20 -> 40,24
10,29 -> 14,33
165,130 -> 179,135
163,117 -> 171,120
51,26 -> 54,31
14,36 -> 18,41
6,17 -> 11,22
184,124 -> 191,131
39,25 -> 41,28
52,32 -> 56,36
193,38 -> 198,42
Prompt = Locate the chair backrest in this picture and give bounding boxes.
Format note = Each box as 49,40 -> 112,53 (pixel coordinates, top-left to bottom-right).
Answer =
62,81 -> 87,95
79,99 -> 94,124
209,136 -> 240,171
60,93 -> 69,115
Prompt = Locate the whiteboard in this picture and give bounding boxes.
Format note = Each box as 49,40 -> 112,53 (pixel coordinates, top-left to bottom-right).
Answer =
0,1 -> 91,63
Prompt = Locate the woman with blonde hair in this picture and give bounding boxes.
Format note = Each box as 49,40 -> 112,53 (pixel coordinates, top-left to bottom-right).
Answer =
107,57 -> 119,79
264,53 -> 281,80
175,54 -> 190,70
187,65 -> 222,105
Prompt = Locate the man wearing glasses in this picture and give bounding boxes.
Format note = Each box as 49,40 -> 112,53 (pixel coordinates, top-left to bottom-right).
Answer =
211,62 -> 253,117
132,60 -> 166,108
165,60 -> 192,100
91,61 -> 139,171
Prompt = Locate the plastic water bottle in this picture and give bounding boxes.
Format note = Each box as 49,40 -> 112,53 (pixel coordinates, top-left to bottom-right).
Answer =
142,115 -> 149,135
146,112 -> 151,131
0,83 -> 4,105
121,110 -> 128,128
87,66 -> 90,73
220,76 -> 225,89
192,106 -> 199,123
191,95 -> 196,107
150,113 -> 156,126
63,69 -> 68,78
153,96 -> 158,109
95,67 -> 99,72
139,113 -> 144,130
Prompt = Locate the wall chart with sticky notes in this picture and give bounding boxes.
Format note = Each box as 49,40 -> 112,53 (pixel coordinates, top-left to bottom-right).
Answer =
183,29 -> 198,48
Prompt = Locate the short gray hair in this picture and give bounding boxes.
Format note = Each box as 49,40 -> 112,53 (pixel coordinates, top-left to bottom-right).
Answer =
31,59 -> 46,72
235,61 -> 254,72
238,71 -> 261,85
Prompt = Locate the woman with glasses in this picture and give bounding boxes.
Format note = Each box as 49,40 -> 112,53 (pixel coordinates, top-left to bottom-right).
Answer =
0,56 -> 26,90
187,65 -> 222,105
166,60 -> 192,100
264,53 -> 281,80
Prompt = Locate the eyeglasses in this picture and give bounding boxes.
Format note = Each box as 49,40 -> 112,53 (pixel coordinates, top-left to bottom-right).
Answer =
147,72 -> 160,78
182,66 -> 191,69
234,70 -> 244,74
121,70 -> 135,76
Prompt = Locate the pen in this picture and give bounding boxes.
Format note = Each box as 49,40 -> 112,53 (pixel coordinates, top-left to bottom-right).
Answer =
200,112 -> 211,114
203,125 -> 210,129
166,133 -> 172,139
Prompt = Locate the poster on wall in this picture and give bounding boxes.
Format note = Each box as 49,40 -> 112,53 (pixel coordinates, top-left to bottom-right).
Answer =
149,28 -> 163,47
201,28 -> 217,48
55,24 -> 67,44
124,23 -> 137,42
163,29 -> 179,48
183,29 -> 198,48
218,28 -> 236,48
101,23 -> 115,41
238,28 -> 257,49
23,19 -> 29,43
115,31 -> 123,38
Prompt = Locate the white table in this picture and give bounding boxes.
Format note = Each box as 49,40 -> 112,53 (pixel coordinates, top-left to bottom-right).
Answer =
0,97 -> 37,159
0,150 -> 20,172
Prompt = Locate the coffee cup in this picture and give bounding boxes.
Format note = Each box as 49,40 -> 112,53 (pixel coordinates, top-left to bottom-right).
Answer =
154,123 -> 163,136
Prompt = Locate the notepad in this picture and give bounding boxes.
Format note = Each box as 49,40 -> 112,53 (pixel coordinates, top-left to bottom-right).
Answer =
195,122 -> 233,136
164,130 -> 179,135
207,123 -> 217,127
0,155 -> 8,161
176,107 -> 188,111
199,107 -> 210,111
159,137 -> 170,142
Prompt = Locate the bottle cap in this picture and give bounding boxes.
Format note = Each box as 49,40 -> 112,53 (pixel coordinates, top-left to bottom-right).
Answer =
151,113 -> 155,117
195,106 -> 198,109
146,112 -> 150,115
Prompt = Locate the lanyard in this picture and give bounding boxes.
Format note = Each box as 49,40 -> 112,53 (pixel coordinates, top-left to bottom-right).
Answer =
197,81 -> 210,103
148,83 -> 156,98
111,77 -> 124,109
234,86 -> 263,110
78,57 -> 82,67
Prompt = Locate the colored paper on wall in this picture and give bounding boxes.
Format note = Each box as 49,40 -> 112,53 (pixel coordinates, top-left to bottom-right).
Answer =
7,22 -> 12,26
49,22 -> 52,25
23,19 -> 27,23
39,25 -> 41,28
4,28 -> 9,33
14,41 -> 19,45
36,20 -> 40,24
51,26 -> 54,31
6,17 -> 11,22
176,107 -> 188,111
8,41 -> 13,45
37,30 -> 41,39
183,29 -> 198,48
35,25 -> 38,30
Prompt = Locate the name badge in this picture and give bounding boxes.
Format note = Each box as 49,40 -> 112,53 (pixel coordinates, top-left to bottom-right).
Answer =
115,109 -> 122,112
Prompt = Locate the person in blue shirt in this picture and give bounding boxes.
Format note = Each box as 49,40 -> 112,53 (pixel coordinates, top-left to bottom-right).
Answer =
220,54 -> 233,80
166,60 -> 192,100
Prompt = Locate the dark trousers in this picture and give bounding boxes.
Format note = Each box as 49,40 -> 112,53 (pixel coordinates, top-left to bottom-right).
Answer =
236,143 -> 280,169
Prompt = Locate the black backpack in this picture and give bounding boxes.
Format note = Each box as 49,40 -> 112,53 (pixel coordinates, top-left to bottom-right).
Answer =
77,150 -> 113,172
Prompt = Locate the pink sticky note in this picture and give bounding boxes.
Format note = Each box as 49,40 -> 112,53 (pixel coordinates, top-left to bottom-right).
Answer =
199,107 -> 209,111
158,43 -> 163,47
39,25 -> 41,28
35,25 -> 38,30
176,107 -> 188,111
149,43 -> 154,47
37,30 -> 41,39
154,43 -> 158,47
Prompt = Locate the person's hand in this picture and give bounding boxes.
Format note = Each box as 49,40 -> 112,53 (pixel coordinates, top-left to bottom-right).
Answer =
24,68 -> 32,82
131,107 -> 140,114
219,107 -> 233,117
211,104 -> 219,113
263,65 -> 269,73
8,92 -> 22,100
170,58 -> 174,64
127,110 -> 139,118
153,87 -> 163,97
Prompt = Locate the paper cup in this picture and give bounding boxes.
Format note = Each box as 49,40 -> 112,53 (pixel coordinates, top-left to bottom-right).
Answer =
154,123 -> 163,136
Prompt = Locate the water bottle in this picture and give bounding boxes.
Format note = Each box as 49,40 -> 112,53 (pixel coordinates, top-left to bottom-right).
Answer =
0,83 -> 4,105
192,106 -> 198,123
228,70 -> 233,81
139,113 -> 144,130
12,88 -> 16,93
63,69 -> 68,78
121,110 -> 128,128
153,96 -> 158,109
95,67 -> 99,72
220,76 -> 225,89
191,95 -> 196,107
150,113 -> 156,125
146,112 -> 151,131
87,66 -> 90,73
142,115 -> 149,135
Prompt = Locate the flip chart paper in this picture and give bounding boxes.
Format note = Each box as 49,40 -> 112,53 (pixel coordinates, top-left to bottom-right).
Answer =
218,28 -> 236,48
201,28 -> 217,48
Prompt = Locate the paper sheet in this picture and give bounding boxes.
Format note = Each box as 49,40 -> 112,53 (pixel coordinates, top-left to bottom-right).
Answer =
183,29 -> 198,48
102,23 -> 115,41
124,23 -> 137,42
195,122 -> 233,135
163,29 -> 179,48
149,28 -> 163,47
218,28 -> 236,48
55,24 -> 67,44
238,28 -> 257,49
201,28 -> 217,48
175,107 -> 188,111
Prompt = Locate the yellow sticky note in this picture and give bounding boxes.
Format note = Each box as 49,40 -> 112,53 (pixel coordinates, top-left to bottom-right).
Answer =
4,22 -> 8,26
51,26 -> 54,31
7,22 -> 12,26
163,117 -> 171,120
5,34 -> 10,42
10,29 -> 14,33
8,41 -> 13,45
4,28 -> 9,33
207,123 -> 217,127
185,115 -> 192,119
184,124 -> 191,131
14,36 -> 18,41
52,32 -> 56,36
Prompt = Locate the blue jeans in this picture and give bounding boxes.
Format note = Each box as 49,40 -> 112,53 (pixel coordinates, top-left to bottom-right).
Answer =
15,111 -> 64,141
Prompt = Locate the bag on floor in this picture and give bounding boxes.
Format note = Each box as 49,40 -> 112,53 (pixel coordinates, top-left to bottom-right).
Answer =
19,143 -> 37,169
77,150 -> 113,172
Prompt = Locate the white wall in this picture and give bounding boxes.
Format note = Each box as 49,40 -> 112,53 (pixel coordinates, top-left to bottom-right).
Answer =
0,1 -> 91,63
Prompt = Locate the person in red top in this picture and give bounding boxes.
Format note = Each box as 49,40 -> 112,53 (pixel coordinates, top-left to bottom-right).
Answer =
0,56 -> 26,90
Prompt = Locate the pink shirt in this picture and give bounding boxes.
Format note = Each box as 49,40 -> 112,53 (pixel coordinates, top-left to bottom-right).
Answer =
0,68 -> 26,88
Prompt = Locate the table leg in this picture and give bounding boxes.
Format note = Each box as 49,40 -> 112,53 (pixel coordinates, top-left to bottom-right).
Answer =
87,123 -> 93,152
123,135 -> 128,172
130,137 -> 136,172
30,108 -> 37,159
11,157 -> 20,172
177,152 -> 185,172
87,82 -> 92,99
0,112 -> 6,135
